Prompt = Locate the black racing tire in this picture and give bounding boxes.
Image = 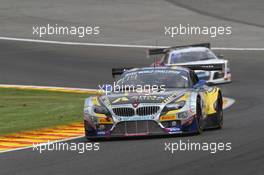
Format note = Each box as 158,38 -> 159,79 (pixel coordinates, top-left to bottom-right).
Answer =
216,93 -> 224,129
195,97 -> 203,134
84,120 -> 97,138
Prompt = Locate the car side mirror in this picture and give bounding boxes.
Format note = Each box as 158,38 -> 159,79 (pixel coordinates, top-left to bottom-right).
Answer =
193,79 -> 206,88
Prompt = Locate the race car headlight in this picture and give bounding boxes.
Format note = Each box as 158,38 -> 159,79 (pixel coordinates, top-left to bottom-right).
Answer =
165,101 -> 186,111
84,106 -> 93,116
93,105 -> 111,115
84,97 -> 110,117
177,111 -> 189,119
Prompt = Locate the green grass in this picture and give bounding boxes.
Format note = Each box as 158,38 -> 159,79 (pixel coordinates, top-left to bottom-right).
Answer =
0,88 -> 92,135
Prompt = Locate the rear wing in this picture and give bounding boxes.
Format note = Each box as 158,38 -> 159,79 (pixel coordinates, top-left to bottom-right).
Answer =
168,63 -> 224,71
147,43 -> 211,56
112,67 -> 133,77
111,63 -> 223,78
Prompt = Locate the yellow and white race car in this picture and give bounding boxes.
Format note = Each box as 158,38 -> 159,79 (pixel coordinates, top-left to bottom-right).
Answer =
83,66 -> 223,139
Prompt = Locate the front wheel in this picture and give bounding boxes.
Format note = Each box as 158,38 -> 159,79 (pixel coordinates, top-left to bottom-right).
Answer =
216,93 -> 224,129
84,120 -> 97,138
195,97 -> 204,134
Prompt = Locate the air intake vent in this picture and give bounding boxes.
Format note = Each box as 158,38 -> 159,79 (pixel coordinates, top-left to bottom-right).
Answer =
136,106 -> 160,116
112,106 -> 160,117
112,108 -> 134,116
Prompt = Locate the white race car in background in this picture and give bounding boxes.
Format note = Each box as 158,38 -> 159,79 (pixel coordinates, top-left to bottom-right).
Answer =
148,43 -> 231,84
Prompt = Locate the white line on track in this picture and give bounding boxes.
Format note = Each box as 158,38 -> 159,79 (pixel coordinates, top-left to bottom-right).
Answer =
1,36 -> 264,51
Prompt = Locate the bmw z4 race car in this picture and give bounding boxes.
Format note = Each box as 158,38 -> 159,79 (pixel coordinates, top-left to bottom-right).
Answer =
148,43 -> 232,84
83,66 -> 224,140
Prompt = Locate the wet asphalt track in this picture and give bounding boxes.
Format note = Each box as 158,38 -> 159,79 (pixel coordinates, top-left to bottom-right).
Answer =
0,40 -> 264,175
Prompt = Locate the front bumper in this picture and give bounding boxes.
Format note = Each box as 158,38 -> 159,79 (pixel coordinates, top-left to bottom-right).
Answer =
84,115 -> 198,139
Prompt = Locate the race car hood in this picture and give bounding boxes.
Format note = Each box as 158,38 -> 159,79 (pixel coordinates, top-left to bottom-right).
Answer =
99,89 -> 189,106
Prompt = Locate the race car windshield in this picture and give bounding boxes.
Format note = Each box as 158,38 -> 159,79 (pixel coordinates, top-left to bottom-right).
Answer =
116,69 -> 190,89
169,51 -> 216,64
